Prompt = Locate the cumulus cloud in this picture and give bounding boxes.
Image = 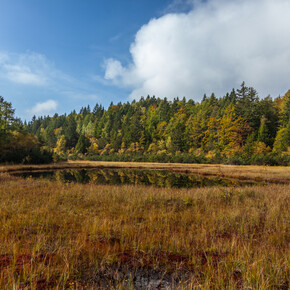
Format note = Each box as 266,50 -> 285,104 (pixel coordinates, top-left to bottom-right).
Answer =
30,100 -> 58,116
104,0 -> 290,100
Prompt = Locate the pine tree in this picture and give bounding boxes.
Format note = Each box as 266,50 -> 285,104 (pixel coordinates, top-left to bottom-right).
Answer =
62,116 -> 79,149
0,96 -> 15,135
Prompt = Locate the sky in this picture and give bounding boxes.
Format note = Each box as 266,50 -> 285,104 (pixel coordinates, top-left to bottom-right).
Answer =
1,0 -> 290,120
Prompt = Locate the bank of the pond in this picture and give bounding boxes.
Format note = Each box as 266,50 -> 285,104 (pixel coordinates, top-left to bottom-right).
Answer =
0,161 -> 289,183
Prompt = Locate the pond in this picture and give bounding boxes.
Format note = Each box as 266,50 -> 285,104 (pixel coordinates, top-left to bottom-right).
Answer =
13,168 -> 256,188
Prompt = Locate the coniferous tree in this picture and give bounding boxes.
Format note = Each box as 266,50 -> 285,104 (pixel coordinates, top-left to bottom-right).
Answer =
75,134 -> 90,154
62,116 -> 79,149
257,116 -> 271,146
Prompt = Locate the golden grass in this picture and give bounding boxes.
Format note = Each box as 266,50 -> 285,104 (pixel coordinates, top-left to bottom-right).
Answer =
0,173 -> 289,288
0,160 -> 290,183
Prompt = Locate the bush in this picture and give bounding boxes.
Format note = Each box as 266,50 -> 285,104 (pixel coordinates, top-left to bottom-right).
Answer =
250,153 -> 290,166
70,151 -> 290,166
0,147 -> 53,164
84,152 -> 209,164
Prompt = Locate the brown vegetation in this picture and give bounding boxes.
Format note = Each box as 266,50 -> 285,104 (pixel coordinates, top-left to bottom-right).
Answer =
0,172 -> 289,288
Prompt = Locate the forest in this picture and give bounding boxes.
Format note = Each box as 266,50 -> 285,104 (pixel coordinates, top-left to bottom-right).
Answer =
1,83 -> 290,165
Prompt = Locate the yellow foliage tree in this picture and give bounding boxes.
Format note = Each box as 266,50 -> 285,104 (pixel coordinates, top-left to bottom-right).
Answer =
87,137 -> 99,154
202,117 -> 218,151
253,141 -> 271,155
54,135 -> 66,155
217,105 -> 246,156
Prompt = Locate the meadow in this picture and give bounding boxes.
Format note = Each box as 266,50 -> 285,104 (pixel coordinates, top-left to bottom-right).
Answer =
0,164 -> 289,289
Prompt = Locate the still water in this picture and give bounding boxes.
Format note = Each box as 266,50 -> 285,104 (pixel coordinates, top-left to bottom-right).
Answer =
13,168 -> 255,188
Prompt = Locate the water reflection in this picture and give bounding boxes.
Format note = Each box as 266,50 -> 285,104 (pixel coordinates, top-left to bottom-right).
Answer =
14,168 -> 253,188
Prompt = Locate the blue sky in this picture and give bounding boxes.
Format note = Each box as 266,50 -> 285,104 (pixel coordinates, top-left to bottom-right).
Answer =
0,0 -> 176,119
1,0 -> 290,120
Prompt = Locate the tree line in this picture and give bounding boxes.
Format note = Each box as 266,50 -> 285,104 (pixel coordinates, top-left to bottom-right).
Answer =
1,83 -> 289,165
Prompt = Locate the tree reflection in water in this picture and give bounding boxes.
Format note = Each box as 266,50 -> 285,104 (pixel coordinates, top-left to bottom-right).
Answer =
16,168 -> 251,188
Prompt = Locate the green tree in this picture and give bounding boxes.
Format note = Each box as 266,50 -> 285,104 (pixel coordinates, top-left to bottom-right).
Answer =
75,134 -> 90,154
0,96 -> 15,135
235,82 -> 260,131
257,116 -> 271,146
43,125 -> 57,148
273,120 -> 290,153
279,90 -> 290,127
168,109 -> 187,153
62,116 -> 79,149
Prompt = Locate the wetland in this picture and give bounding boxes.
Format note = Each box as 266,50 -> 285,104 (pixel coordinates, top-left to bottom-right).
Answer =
0,162 -> 289,288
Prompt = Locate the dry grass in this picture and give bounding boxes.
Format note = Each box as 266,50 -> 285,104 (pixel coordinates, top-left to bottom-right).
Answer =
0,172 -> 289,288
1,160 -> 290,183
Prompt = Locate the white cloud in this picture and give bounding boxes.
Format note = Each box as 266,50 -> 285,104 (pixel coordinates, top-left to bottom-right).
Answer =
0,52 -> 51,86
30,100 -> 58,116
4,64 -> 47,85
104,0 -> 290,99
104,58 -> 125,80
